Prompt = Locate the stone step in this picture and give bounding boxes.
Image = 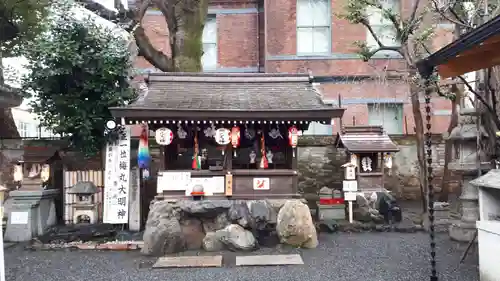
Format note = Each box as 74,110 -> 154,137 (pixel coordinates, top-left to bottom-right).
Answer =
235,254 -> 304,266
153,255 -> 223,268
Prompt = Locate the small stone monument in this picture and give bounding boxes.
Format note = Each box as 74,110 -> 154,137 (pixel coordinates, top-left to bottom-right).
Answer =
317,187 -> 345,221
67,181 -> 99,224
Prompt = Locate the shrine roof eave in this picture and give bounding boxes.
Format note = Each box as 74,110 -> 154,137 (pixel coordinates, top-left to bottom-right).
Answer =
336,146 -> 400,153
109,107 -> 345,121
416,14 -> 500,78
333,126 -> 400,153
334,138 -> 400,153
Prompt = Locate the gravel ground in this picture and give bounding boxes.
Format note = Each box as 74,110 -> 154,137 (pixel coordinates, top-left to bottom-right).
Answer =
5,232 -> 478,281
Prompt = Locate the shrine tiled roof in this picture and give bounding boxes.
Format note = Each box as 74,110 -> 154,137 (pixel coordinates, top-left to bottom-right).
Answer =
110,73 -> 344,121
334,126 -> 399,153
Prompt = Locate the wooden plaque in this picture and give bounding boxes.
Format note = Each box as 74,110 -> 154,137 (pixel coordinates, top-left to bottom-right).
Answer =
225,174 -> 233,196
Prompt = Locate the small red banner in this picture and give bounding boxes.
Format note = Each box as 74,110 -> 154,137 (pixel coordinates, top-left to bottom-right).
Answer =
319,198 -> 345,205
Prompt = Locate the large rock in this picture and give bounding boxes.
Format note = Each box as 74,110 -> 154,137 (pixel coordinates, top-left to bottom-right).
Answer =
215,224 -> 256,251
353,195 -> 384,223
372,191 -> 402,223
180,218 -> 205,250
246,200 -> 279,247
141,201 -> 185,256
276,200 -> 318,248
202,212 -> 230,233
247,200 -> 277,229
202,232 -> 224,252
267,199 -> 306,212
228,201 -> 254,229
177,200 -> 232,216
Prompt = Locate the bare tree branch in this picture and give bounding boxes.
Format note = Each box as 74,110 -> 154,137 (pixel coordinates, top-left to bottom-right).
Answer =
419,39 -> 500,130
357,18 -> 405,62
430,0 -> 473,29
125,0 -> 174,72
409,0 -> 421,23
153,0 -> 175,32
457,75 -> 500,129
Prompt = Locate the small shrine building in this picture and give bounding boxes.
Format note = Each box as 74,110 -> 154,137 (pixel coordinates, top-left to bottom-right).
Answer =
110,73 -> 345,200
334,125 -> 399,193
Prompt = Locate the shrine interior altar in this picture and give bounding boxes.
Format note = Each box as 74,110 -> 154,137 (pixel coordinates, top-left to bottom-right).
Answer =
110,73 -> 345,200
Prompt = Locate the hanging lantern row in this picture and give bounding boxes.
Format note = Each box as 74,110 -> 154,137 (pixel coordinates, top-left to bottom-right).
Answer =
155,125 -> 301,158
127,120 -> 327,125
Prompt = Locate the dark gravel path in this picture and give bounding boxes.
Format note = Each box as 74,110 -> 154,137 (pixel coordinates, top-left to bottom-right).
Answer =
5,232 -> 478,281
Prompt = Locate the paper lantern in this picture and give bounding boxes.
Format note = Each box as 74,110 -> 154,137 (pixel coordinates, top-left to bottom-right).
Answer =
288,126 -> 299,157
215,128 -> 230,145
155,128 -> 173,146
230,126 -> 240,156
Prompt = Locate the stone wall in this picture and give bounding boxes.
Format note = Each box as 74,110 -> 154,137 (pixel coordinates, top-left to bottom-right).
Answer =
297,135 -> 461,200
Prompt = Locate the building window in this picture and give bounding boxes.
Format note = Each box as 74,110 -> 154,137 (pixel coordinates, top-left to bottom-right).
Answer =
367,103 -> 403,135
296,0 -> 330,54
16,122 -> 28,138
39,126 -> 57,138
202,16 -> 217,71
366,0 -> 400,53
303,122 -> 333,135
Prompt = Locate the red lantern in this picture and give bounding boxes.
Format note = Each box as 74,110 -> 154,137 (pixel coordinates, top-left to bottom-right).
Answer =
231,126 -> 241,156
288,126 -> 299,157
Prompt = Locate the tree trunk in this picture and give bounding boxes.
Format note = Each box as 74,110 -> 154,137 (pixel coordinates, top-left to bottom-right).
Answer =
410,79 -> 428,213
172,0 -> 208,72
438,89 -> 459,202
131,0 -> 208,72
0,108 -> 19,138
0,53 -> 19,139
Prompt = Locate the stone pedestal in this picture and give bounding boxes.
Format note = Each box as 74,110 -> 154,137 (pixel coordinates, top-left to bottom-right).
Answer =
4,189 -> 58,242
449,170 -> 481,242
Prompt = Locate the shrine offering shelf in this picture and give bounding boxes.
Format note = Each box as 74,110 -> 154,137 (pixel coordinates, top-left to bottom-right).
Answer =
159,169 -> 298,200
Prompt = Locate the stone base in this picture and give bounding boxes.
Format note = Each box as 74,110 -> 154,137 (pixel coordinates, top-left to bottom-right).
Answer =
449,220 -> 477,242
423,202 -> 452,233
141,199 -> 317,256
4,189 -> 58,242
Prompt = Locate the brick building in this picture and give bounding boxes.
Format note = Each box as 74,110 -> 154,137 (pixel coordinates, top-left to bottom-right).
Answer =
133,0 -> 453,135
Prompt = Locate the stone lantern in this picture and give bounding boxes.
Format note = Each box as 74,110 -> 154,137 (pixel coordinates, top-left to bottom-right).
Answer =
67,181 -> 99,224
4,150 -> 60,242
447,109 -> 491,242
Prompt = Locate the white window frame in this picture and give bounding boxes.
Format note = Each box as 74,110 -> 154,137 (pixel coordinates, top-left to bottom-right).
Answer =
16,121 -> 29,138
303,121 -> 333,136
296,0 -> 331,56
367,103 -> 404,135
202,15 -> 217,71
366,0 -> 401,53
